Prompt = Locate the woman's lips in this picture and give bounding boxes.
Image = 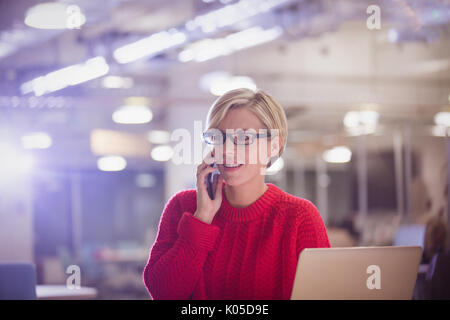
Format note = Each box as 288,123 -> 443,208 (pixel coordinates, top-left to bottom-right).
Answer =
220,164 -> 244,172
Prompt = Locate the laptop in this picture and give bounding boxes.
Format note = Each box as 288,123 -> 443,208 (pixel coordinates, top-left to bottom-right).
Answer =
290,246 -> 422,300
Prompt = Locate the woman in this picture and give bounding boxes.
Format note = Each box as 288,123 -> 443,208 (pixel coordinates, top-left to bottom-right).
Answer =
143,88 -> 330,299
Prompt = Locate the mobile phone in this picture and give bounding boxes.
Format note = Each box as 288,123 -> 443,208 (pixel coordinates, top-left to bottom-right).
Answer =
206,163 -> 219,200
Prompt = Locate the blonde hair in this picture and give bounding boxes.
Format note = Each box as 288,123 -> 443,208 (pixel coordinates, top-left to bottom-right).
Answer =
205,88 -> 288,167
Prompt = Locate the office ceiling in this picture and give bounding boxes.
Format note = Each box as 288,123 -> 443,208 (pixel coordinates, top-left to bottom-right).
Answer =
0,0 -> 449,170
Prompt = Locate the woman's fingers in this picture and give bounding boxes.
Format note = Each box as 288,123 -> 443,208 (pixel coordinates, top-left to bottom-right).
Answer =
196,165 -> 218,184
214,174 -> 223,199
197,151 -> 215,174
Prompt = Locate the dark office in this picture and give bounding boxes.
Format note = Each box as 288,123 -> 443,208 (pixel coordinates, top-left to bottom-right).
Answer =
0,0 -> 449,306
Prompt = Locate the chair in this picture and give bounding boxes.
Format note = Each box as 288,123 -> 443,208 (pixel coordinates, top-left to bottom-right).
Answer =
425,250 -> 450,299
0,263 -> 37,300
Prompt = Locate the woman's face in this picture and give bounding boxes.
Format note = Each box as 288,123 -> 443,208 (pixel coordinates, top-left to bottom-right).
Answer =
212,107 -> 278,187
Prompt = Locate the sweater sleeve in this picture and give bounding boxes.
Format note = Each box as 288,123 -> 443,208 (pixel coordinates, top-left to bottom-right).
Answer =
143,191 -> 220,300
296,200 -> 331,259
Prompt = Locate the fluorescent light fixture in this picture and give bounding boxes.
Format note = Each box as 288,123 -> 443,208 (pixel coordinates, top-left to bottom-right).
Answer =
135,174 -> 156,188
148,130 -> 171,144
25,2 -> 86,30
21,56 -> 109,96
113,29 -> 186,64
434,112 -> 450,127
323,146 -> 352,164
266,157 -> 284,174
21,132 -> 52,149
151,145 -> 174,162
97,156 -> 127,172
101,76 -> 134,89
112,105 -> 153,124
185,0 -> 290,33
179,26 -> 282,62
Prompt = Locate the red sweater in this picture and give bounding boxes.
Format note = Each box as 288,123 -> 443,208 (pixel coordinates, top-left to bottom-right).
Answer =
143,182 -> 330,300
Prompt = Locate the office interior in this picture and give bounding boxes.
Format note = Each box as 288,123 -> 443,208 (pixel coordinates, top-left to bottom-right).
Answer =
0,0 -> 449,300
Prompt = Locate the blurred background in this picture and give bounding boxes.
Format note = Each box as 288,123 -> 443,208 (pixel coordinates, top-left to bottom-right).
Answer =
0,0 -> 449,299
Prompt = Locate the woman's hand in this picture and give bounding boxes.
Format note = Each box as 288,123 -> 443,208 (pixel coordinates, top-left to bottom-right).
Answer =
194,152 -> 224,224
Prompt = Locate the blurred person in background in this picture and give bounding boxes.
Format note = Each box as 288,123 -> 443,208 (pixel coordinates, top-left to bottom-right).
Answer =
423,207 -> 448,264
143,88 -> 330,299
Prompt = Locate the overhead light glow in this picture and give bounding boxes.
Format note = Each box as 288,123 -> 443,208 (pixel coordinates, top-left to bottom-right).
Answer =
344,109 -> 379,136
0,143 -> 34,177
101,76 -> 134,89
179,26 -> 282,62
21,132 -> 52,149
434,111 -> 450,127
344,110 -> 379,128
148,130 -> 171,144
113,29 -> 186,64
112,105 -> 153,124
97,156 -> 127,172
185,0 -> 290,34
431,125 -> 448,137
21,56 -> 109,96
25,2 -> 86,30
323,146 -> 352,164
151,145 -> 174,162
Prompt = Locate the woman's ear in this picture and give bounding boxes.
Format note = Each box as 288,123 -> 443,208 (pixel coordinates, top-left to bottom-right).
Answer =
269,135 -> 281,158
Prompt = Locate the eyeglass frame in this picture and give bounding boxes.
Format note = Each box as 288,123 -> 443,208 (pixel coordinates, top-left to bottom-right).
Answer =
202,128 -> 273,146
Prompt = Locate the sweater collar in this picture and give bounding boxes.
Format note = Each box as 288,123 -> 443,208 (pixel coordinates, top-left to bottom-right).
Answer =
218,182 -> 281,222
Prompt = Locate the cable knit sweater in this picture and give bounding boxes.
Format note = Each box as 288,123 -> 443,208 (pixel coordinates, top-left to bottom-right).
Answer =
143,182 -> 330,300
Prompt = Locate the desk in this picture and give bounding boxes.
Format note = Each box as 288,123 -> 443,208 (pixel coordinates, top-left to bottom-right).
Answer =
36,285 -> 98,300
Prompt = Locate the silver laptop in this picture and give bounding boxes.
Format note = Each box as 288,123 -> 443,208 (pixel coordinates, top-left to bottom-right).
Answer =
290,246 -> 422,300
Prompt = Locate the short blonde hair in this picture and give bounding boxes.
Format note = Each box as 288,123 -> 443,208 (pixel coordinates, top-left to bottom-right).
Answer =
206,88 -> 288,166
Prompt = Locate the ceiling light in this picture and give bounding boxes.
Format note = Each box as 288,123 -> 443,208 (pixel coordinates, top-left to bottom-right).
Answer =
185,0 -> 290,33
178,26 -> 282,63
434,111 -> 450,127
113,29 -> 186,64
21,132 -> 52,149
21,56 -> 109,96
323,146 -> 352,164
344,110 -> 379,128
112,105 -> 153,124
25,2 -> 86,30
97,156 -> 127,172
101,76 -> 134,89
151,145 -> 174,162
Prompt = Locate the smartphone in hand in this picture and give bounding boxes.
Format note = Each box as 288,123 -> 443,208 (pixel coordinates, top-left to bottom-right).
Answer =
206,163 -> 219,200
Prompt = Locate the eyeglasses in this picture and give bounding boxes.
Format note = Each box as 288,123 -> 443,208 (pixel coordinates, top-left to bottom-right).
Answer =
202,128 -> 271,145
